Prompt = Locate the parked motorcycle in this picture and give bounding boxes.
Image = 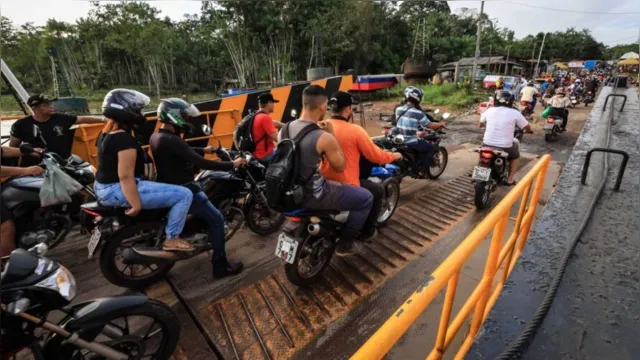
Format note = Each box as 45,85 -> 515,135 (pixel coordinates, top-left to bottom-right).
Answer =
472,147 -> 511,209
1,249 -> 179,359
375,125 -> 449,180
275,209 -> 349,286
1,133 -> 96,251
544,115 -> 564,142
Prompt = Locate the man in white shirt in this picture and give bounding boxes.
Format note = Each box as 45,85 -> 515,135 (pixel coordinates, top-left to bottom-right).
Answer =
548,88 -> 573,131
520,82 -> 539,110
479,91 -> 532,185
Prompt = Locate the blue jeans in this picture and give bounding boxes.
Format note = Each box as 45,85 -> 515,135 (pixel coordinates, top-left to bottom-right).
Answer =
406,138 -> 436,171
95,180 -> 193,239
303,180 -> 373,231
190,191 -> 226,262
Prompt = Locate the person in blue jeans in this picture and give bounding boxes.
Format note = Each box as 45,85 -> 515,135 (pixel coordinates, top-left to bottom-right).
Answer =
150,98 -> 247,278
395,86 -> 445,176
94,89 -> 193,252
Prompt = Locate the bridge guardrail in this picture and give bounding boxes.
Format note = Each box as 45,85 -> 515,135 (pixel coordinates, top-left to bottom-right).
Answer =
351,154 -> 551,360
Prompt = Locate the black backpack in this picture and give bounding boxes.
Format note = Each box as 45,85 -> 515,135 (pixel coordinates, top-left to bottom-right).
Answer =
265,122 -> 320,212
233,110 -> 267,152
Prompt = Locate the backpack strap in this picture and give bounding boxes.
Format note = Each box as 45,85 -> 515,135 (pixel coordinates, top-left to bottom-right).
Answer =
285,122 -> 321,186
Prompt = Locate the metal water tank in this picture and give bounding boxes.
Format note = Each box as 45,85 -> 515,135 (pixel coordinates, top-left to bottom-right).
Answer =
403,57 -> 437,83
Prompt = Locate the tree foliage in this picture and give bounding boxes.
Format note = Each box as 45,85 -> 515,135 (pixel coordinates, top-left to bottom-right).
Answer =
0,0 -> 611,94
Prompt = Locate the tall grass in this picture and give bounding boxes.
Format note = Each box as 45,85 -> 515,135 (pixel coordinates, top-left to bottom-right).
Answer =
388,83 -> 482,109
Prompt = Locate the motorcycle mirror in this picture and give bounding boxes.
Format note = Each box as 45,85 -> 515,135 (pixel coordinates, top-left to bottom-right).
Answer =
201,124 -> 212,136
434,109 -> 440,114
5,298 -> 30,315
290,109 -> 298,118
442,113 -> 451,120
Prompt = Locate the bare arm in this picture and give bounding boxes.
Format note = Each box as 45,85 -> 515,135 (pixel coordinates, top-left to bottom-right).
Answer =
273,121 -> 283,130
1,146 -> 21,158
427,122 -> 445,130
268,131 -> 278,141
316,132 -> 345,173
1,165 -> 44,177
117,149 -> 142,215
8,136 -> 22,148
76,116 -> 105,125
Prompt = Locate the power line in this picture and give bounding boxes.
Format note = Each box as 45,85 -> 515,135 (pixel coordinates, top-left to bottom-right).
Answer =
502,0 -> 640,15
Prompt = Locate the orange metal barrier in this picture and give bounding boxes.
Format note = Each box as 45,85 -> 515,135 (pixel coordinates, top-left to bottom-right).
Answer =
351,154 -> 551,360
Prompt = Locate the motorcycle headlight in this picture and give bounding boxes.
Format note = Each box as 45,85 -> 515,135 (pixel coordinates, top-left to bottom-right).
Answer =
36,265 -> 76,301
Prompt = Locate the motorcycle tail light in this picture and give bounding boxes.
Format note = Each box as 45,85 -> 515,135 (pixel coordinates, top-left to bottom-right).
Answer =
480,152 -> 493,159
287,217 -> 301,223
547,118 -> 555,124
480,158 -> 490,165
82,208 -> 101,217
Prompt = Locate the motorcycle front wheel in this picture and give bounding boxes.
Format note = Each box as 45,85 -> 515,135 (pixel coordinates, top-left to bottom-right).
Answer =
474,181 -> 492,210
245,195 -> 285,236
285,235 -> 334,287
100,223 -> 174,289
63,299 -> 180,360
377,178 -> 400,227
427,146 -> 449,179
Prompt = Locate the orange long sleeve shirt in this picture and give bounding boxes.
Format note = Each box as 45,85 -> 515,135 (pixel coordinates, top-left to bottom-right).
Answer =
319,118 -> 396,186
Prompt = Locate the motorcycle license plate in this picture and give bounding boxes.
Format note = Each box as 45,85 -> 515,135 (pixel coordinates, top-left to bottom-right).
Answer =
87,228 -> 101,259
275,233 -> 298,264
472,166 -> 491,182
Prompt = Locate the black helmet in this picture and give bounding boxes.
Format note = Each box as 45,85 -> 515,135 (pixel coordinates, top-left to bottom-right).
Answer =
157,98 -> 201,129
102,89 -> 150,128
494,91 -> 514,107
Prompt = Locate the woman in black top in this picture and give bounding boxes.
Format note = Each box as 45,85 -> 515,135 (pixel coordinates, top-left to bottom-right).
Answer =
94,89 -> 194,251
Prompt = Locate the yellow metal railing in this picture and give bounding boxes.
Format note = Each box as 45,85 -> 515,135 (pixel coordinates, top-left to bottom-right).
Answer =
351,154 -> 551,360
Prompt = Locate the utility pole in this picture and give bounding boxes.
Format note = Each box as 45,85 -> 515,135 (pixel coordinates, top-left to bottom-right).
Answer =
531,42 -> 537,77
637,28 -> 639,86
505,46 -> 511,75
470,1 -> 485,89
534,32 -> 547,78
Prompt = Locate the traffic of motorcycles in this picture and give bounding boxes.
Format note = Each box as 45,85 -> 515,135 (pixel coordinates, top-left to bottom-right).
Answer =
1,90 -> 543,358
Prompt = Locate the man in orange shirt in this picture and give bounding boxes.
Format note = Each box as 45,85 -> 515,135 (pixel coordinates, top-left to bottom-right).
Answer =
252,92 -> 283,161
320,91 -> 402,238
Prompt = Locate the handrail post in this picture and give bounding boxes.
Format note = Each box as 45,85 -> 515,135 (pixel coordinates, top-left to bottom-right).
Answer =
469,215 -> 507,336
433,271 -> 460,358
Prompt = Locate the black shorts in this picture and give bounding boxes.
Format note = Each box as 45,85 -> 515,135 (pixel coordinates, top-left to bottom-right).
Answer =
1,204 -> 12,224
483,142 -> 520,160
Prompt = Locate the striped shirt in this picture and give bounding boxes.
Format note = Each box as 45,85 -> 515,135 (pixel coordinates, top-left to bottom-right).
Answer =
395,104 -> 430,137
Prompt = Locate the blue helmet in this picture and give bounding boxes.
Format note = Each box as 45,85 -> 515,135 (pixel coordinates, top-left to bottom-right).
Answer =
404,86 -> 424,105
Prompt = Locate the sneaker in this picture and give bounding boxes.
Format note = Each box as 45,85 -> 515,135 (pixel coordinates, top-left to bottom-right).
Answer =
213,259 -> 244,278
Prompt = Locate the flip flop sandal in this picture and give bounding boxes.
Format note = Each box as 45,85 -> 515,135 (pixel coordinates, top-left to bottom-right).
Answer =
506,180 -> 517,186
163,243 -> 195,252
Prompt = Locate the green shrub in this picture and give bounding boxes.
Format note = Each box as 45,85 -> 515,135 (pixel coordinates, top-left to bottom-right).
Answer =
387,83 -> 480,109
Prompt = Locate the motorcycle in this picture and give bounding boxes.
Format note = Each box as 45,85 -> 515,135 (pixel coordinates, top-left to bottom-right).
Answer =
583,90 -> 594,106
375,124 -> 449,180
519,100 -> 534,119
1,130 -> 96,251
275,209 -> 349,286
1,249 -> 179,359
471,147 -> 511,209
544,115 -> 564,142
366,163 -> 402,227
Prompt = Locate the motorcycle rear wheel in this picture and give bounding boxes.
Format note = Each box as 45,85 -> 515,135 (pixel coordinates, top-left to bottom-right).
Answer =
285,235 -> 334,287
474,181 -> 492,210
245,195 -> 285,236
100,223 -> 174,289
427,147 -> 448,179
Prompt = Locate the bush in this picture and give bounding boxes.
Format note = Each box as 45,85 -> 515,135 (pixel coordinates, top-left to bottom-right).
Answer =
186,83 -> 200,94
388,83 -> 481,109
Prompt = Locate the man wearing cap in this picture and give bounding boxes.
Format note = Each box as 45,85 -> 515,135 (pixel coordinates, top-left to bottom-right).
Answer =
9,94 -> 105,166
252,92 -> 283,162
319,91 -> 402,239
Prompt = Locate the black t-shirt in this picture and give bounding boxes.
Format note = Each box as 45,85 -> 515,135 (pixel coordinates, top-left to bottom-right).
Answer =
10,114 -> 77,166
150,129 -> 233,186
95,132 -> 146,184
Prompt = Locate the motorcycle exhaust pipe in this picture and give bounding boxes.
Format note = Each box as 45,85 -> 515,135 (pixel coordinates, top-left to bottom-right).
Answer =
122,248 -> 178,265
308,223 -> 321,236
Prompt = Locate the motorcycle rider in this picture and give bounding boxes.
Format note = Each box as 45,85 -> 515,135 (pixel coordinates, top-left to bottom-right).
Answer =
9,94 -> 105,166
395,86 -> 445,177
94,89 -> 194,252
1,146 -> 46,259
548,88 -> 573,131
478,91 -> 532,185
149,98 -> 247,278
519,82 -> 539,113
319,91 -> 402,240
280,85 -> 373,256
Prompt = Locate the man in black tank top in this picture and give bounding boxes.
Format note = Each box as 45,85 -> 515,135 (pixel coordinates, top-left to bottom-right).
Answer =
285,85 -> 374,256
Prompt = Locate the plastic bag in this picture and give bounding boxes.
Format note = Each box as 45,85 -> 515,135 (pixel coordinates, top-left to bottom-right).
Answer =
541,106 -> 552,119
39,157 -> 84,207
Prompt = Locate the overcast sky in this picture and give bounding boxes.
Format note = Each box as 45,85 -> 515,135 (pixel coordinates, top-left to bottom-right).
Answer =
1,0 -> 639,46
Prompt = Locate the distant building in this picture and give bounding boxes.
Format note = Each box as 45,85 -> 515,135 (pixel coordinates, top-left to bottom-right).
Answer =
438,55 -> 524,81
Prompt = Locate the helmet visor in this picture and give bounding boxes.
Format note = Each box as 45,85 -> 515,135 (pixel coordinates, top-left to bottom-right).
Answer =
183,104 -> 201,119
